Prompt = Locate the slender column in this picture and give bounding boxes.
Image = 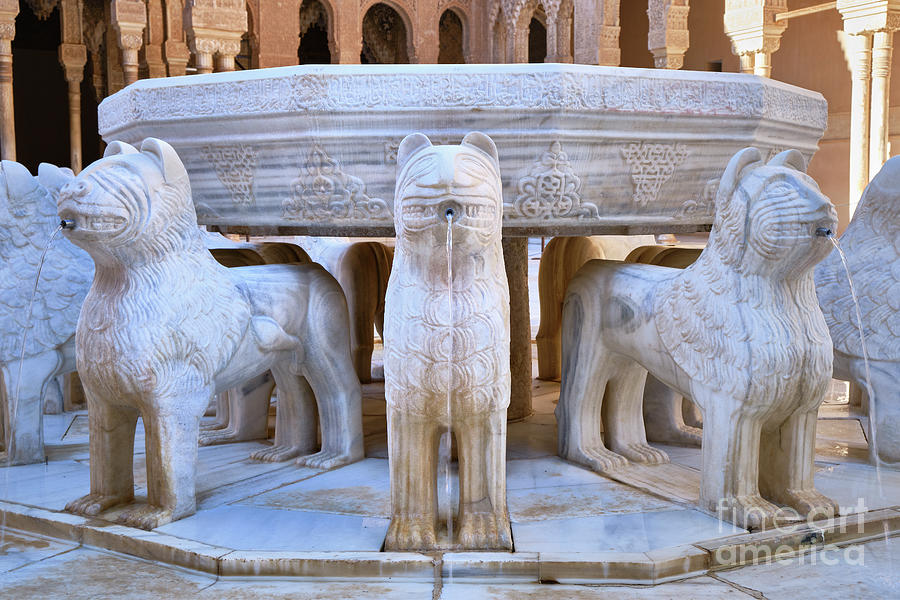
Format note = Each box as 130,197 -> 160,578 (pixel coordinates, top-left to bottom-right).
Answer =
848,32 -> 873,212
557,14 -> 573,62
545,15 -> 559,62
0,4 -> 17,161
0,28 -> 14,160
503,237 -> 533,421
111,0 -> 147,86
753,50 -> 771,77
193,40 -> 215,74
59,43 -> 87,172
869,29 -> 893,179
214,39 -> 241,72
739,52 -> 754,73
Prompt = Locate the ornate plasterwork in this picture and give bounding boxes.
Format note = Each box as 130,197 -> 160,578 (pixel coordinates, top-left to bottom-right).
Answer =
283,145 -> 391,222
202,144 -> 258,206
98,68 -> 829,135
25,0 -> 57,20
506,141 -> 599,220
622,142 -> 689,206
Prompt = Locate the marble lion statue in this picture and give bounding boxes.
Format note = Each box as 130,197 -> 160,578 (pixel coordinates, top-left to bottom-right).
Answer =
58,138 -> 363,529
557,148 -> 839,529
384,132 -> 512,550
816,155 -> 900,466
0,160 -> 92,465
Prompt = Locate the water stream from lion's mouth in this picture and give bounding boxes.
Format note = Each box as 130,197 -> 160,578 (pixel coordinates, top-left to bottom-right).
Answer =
442,210 -> 454,549
1,224 -> 64,549
827,235 -> 881,490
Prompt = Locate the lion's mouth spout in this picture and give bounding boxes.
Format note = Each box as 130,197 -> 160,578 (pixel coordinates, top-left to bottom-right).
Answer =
815,226 -> 834,238
58,206 -> 128,235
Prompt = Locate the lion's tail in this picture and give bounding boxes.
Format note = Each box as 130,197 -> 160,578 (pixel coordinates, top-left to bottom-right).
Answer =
556,260 -> 606,459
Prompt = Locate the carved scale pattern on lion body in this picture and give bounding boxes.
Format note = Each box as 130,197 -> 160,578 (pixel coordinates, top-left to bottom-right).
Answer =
385,263 -> 508,418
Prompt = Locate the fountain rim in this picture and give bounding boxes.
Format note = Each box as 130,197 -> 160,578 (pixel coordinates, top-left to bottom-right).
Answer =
97,63 -> 828,138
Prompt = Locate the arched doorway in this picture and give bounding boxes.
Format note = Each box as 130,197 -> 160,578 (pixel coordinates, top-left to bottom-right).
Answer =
361,3 -> 410,64
11,2 -> 70,172
438,9 -> 464,64
299,0 -> 331,64
528,16 -> 547,63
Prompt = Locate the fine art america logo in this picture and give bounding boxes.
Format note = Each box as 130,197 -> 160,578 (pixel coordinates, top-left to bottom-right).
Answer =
714,498 -> 872,566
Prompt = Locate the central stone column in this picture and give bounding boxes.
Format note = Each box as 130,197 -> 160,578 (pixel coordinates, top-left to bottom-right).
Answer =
503,237 -> 533,421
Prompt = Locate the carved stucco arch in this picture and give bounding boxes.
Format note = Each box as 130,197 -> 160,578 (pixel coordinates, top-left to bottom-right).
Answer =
299,0 -> 337,63
359,0 -> 416,63
438,4 -> 472,63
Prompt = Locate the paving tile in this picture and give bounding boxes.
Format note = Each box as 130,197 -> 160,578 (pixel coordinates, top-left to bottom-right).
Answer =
716,537 -> 900,600
239,458 -> 391,518
814,462 -> 900,513
156,505 -> 390,552
512,509 -> 742,554
0,547 -> 216,600
0,529 -> 77,573
509,482 -> 676,522
200,580 -> 435,599
439,576 -> 750,599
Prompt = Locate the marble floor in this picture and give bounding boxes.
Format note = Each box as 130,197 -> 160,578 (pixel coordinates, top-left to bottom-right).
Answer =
0,372 -> 897,597
0,530 -> 895,599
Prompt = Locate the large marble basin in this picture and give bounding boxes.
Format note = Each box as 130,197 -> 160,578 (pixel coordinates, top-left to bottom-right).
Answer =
98,64 -> 827,236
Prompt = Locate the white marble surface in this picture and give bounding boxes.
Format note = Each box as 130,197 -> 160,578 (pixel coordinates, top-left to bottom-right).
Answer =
717,537 -> 900,600
240,458 -> 391,518
813,463 -> 900,513
156,505 -> 390,551
0,529 -> 77,574
512,509 -> 743,554
97,64 -> 828,237
439,577 -> 750,599
508,482 -> 677,522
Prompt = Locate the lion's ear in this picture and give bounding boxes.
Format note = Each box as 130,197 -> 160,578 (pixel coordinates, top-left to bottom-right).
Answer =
397,133 -> 432,170
767,149 -> 807,172
462,132 -> 499,165
140,138 -> 188,185
37,163 -> 75,195
716,147 -> 763,206
103,141 -> 139,157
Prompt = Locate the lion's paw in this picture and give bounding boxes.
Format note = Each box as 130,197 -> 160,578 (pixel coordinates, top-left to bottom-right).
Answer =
781,488 -> 838,520
616,443 -> 670,465
116,504 -> 175,531
729,495 -> 782,531
200,421 -> 228,432
250,444 -> 303,463
384,516 -> 438,551
458,512 -> 513,551
65,493 -> 130,517
198,429 -> 238,446
568,445 -> 628,474
295,449 -> 358,470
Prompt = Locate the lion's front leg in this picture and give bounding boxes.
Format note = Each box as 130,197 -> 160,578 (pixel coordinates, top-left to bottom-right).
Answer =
456,410 -> 512,550
696,388 -> 779,531
116,390 -> 208,530
759,406 -> 837,521
66,388 -> 139,517
384,407 -> 440,551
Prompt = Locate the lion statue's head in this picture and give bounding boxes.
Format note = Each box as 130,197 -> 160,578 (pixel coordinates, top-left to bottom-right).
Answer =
705,147 -> 837,279
57,138 -> 198,264
394,132 -> 502,247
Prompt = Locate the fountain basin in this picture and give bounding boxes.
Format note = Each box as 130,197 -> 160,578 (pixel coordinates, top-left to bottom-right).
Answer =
97,64 -> 827,237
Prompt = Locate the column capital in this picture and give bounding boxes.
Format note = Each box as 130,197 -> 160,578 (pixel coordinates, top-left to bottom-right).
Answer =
724,0 -> 787,59
58,42 -> 87,82
837,0 -> 900,34
0,0 -> 18,41
186,0 -> 248,58
111,0 -> 146,50
648,0 -> 690,69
